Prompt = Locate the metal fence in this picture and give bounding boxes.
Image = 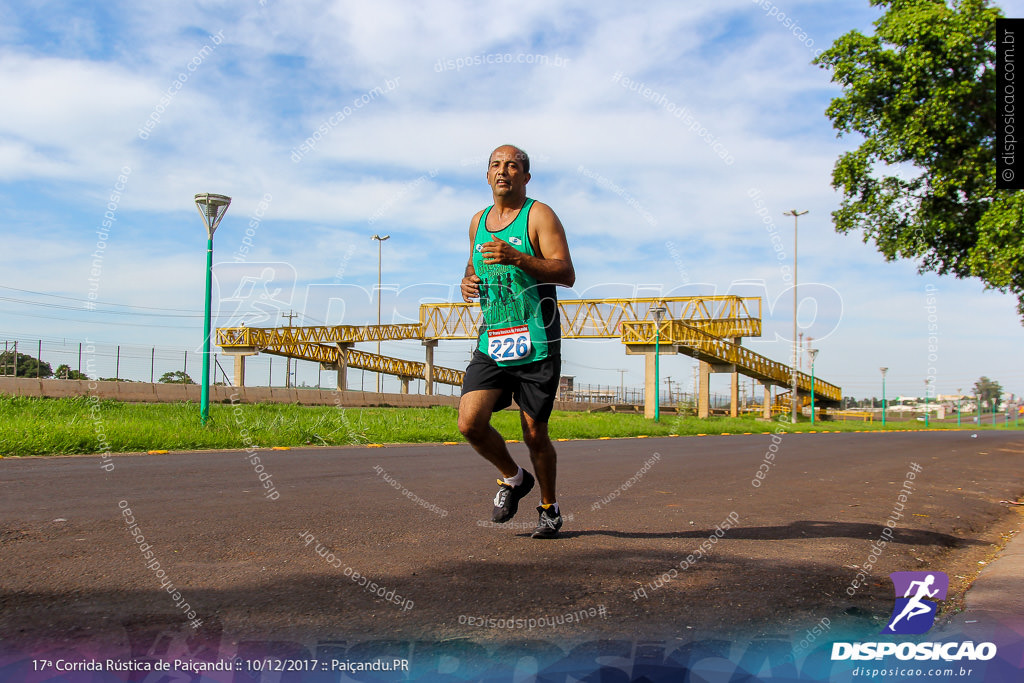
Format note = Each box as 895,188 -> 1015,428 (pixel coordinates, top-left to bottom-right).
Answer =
4,338 -> 753,407
558,383 -> 739,411
0,337 -> 465,395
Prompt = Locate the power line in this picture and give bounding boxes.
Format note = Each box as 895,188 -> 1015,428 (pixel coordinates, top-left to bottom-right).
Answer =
0,285 -> 201,313
0,297 -> 204,317
0,309 -> 206,328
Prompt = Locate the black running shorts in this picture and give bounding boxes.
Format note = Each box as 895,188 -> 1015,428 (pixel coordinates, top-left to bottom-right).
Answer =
461,349 -> 561,423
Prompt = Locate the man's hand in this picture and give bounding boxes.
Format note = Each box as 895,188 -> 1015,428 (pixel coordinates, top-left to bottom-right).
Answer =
480,238 -> 522,267
461,273 -> 482,302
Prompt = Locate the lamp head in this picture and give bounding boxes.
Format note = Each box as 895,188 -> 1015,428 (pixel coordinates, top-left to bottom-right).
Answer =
194,193 -> 232,239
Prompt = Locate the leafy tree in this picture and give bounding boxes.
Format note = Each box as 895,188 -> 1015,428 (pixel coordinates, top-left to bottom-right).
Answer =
0,350 -> 53,378
54,364 -> 90,380
815,1 -> 1024,319
159,370 -> 195,384
973,376 -> 1002,409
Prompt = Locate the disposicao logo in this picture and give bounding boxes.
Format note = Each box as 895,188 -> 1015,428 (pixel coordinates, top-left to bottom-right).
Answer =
882,571 -> 948,635
831,570 -> 997,663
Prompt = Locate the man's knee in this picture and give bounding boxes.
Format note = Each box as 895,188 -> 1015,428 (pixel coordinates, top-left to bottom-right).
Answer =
458,410 -> 489,443
521,419 -> 551,450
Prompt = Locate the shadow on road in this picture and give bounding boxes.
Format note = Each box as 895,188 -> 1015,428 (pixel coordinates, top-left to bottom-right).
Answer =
547,520 -> 982,548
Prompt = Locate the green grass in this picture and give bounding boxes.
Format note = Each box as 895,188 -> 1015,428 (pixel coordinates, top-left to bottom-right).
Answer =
0,395 -> 1012,457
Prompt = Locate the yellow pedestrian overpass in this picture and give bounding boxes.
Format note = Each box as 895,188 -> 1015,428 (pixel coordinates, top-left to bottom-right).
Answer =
216,295 -> 840,418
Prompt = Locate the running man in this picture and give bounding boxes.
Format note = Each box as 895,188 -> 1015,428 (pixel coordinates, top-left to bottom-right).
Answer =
458,144 -> 575,539
887,574 -> 939,630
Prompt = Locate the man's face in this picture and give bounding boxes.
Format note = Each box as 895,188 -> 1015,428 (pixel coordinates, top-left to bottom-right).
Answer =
487,146 -> 529,196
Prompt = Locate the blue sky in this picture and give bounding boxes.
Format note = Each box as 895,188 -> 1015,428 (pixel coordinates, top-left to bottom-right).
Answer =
1,0 -> 1022,402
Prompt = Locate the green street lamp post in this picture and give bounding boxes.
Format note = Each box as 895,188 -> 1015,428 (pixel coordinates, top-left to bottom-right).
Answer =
880,367 -> 888,427
956,388 -> 962,428
809,348 -> 819,424
924,378 -> 931,428
784,209 -> 808,424
194,193 -> 231,426
652,305 -> 666,422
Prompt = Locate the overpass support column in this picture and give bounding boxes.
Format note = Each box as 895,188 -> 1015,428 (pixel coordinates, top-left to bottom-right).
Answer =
730,371 -> 739,418
698,360 -> 711,419
644,352 -> 656,419
233,355 -> 246,388
423,339 -> 437,396
335,343 -> 353,391
761,382 -> 772,420
400,378 -> 410,394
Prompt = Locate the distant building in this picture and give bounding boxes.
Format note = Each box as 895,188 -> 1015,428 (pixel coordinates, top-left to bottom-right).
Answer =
558,375 -> 574,400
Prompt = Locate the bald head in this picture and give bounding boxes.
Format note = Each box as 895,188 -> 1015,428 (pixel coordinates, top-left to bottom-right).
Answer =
489,145 -> 530,174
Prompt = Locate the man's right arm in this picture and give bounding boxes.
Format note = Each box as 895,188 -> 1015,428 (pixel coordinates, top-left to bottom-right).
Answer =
461,211 -> 484,302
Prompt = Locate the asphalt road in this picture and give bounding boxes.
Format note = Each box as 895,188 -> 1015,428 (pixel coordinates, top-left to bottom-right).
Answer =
1,430 -> 1022,658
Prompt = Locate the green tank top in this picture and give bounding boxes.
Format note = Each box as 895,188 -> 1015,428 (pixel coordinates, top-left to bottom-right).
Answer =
473,198 -> 558,365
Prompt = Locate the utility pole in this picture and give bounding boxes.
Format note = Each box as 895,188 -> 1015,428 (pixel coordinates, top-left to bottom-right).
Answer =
693,364 -> 699,411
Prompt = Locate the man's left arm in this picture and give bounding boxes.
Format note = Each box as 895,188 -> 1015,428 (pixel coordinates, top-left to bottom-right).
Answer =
480,202 -> 575,287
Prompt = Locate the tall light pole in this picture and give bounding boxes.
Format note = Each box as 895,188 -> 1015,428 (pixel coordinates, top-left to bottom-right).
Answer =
616,368 -> 627,403
880,367 -> 888,427
651,305 -> 666,422
371,234 -> 390,393
194,193 -> 231,426
784,209 -> 808,423
808,348 -> 819,424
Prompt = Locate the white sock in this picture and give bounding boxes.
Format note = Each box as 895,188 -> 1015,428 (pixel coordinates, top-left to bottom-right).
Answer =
503,467 -> 523,487
541,501 -> 559,514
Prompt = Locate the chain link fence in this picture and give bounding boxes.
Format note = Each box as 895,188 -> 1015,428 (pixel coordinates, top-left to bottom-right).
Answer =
3,338 -> 770,409
0,337 -> 459,395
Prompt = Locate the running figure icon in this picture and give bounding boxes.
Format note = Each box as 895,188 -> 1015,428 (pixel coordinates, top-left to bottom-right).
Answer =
882,571 -> 948,635
887,574 -> 939,630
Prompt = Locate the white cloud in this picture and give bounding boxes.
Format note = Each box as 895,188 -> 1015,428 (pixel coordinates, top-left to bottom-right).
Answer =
0,0 -> 1020,398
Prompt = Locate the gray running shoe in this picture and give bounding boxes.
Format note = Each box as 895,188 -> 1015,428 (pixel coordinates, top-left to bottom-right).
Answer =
491,470 -> 535,523
531,504 -> 563,539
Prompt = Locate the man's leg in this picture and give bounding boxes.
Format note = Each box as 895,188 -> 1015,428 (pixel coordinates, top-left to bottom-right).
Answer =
461,388 -> 536,524
458,388 -> 519,477
521,411 -> 556,504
